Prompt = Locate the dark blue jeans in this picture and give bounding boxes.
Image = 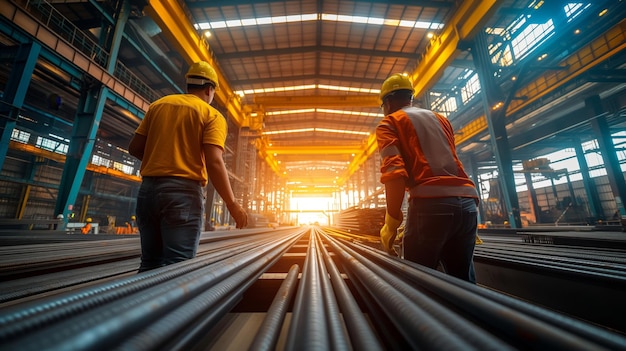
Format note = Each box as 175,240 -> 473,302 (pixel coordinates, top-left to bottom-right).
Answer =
136,177 -> 204,272
403,196 -> 477,283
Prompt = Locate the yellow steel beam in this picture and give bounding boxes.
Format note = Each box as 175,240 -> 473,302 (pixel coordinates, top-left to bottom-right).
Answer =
268,145 -> 363,155
10,141 -> 142,182
337,133 -> 378,186
254,95 -> 380,109
411,0 -> 500,98
255,138 -> 284,176
330,1 -> 499,188
145,0 -> 246,127
289,180 -> 337,186
455,18 -> 626,145
288,187 -> 334,196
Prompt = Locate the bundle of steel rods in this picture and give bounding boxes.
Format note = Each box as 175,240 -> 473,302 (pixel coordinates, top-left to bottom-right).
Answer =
1,227 -> 625,350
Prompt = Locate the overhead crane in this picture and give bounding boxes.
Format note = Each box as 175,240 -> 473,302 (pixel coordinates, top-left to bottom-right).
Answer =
145,0 -> 502,195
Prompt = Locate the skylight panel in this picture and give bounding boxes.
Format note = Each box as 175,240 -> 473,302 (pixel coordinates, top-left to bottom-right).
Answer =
262,128 -> 370,136
236,84 -> 379,97
316,128 -> 370,136
266,109 -> 380,118
241,18 -> 257,26
225,19 -> 242,27
266,109 -> 316,116
196,13 -> 442,30
256,17 -> 272,25
564,3 -> 591,21
317,109 -> 380,118
263,128 -> 314,135
510,20 -> 555,61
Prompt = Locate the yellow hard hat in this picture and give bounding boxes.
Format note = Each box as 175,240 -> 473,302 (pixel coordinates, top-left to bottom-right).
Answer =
186,61 -> 219,88
380,73 -> 413,100
86,218 -> 92,223
131,215 -> 136,220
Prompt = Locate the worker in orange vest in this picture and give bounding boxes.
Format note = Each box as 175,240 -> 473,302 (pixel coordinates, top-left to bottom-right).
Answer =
81,218 -> 92,235
377,73 -> 479,283
130,215 -> 138,233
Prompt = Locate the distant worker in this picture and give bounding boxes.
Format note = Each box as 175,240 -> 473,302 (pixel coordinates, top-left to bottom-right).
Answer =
81,218 -> 92,235
129,215 -> 138,233
129,61 -> 248,272
377,73 -> 479,283
55,214 -> 64,230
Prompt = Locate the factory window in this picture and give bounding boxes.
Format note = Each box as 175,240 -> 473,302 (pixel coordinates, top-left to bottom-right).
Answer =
490,41 -> 514,67
113,161 -> 133,174
36,136 -> 68,154
510,19 -> 555,61
461,73 -> 480,104
92,155 -> 111,168
430,94 -> 457,117
564,3 -> 591,21
10,129 -> 30,144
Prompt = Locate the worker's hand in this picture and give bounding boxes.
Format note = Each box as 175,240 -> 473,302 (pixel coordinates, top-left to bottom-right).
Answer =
397,224 -> 405,241
227,202 -> 248,229
380,212 -> 402,255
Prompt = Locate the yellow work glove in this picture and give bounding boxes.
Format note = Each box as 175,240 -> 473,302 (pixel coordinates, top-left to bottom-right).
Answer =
397,224 -> 405,241
380,213 -> 402,255
475,234 -> 484,245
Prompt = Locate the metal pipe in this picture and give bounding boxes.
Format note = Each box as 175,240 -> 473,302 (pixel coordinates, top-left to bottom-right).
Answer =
344,239 -> 622,350
0,233 -> 279,340
119,233 -> 303,351
285,229 -> 331,351
316,229 -> 384,351
248,264 -> 300,351
0,230 -> 305,350
312,230 -> 350,350
324,234 -> 484,350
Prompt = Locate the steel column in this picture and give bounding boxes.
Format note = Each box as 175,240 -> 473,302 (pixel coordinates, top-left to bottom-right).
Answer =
586,95 -> 626,219
572,138 -> 601,221
471,31 -> 522,228
0,42 -> 41,171
54,84 -> 109,226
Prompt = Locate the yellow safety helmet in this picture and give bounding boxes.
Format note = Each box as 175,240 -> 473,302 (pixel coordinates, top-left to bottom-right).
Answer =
86,218 -> 92,223
380,73 -> 413,100
131,215 -> 136,220
186,61 -> 219,88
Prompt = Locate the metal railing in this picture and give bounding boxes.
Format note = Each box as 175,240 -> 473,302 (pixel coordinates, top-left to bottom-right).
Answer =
16,0 -> 161,103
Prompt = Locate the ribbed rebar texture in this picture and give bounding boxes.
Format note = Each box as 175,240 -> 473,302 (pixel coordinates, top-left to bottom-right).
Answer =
1,227 -> 626,350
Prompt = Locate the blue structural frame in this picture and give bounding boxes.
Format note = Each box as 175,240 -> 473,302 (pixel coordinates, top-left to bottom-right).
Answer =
0,42 -> 41,172
0,1 -> 156,226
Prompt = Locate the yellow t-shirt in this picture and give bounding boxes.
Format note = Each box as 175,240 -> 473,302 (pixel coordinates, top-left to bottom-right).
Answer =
135,94 -> 227,186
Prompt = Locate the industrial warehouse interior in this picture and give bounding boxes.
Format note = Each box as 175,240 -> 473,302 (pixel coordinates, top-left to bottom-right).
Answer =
1,0 -> 626,350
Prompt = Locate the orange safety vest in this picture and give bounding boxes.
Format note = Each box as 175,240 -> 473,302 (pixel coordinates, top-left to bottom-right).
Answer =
376,106 -> 478,201
81,223 -> 92,235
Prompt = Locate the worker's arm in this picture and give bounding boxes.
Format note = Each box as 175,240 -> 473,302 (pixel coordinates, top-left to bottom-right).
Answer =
379,176 -> 405,254
128,133 -> 147,161
384,176 -> 406,220
204,144 -> 248,228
